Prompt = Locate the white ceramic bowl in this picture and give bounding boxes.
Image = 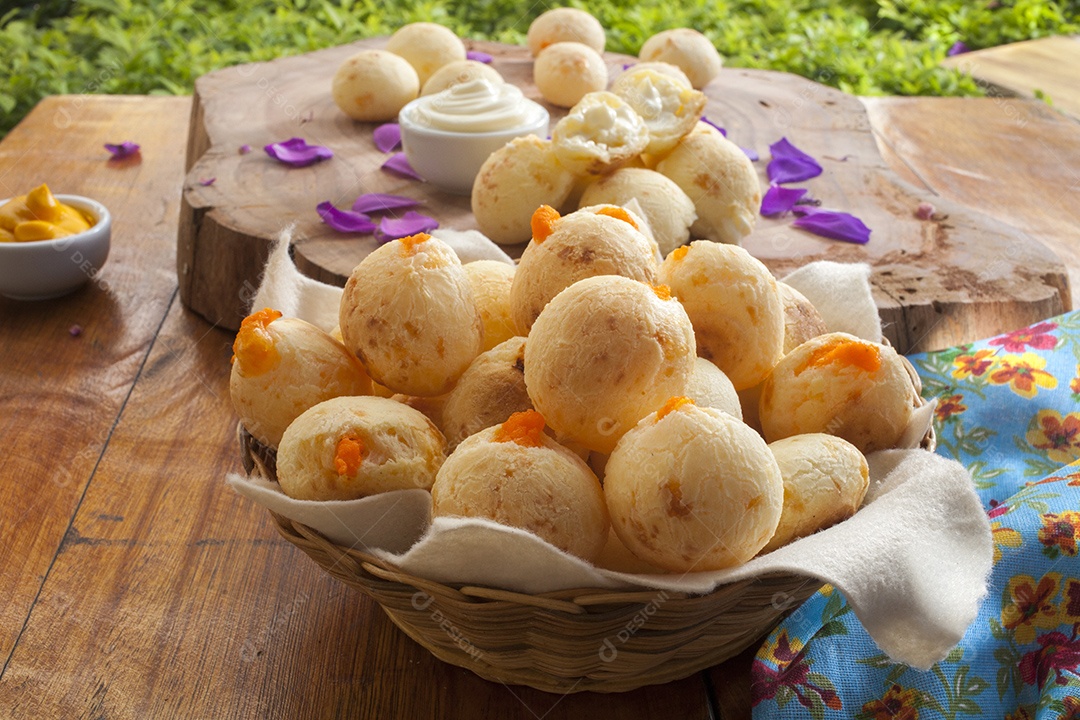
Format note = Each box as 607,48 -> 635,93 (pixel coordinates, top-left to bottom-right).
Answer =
0,195 -> 111,301
398,100 -> 549,196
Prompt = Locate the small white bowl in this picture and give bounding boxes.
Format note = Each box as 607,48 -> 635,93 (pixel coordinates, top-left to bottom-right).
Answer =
398,100 -> 549,196
0,195 -> 111,301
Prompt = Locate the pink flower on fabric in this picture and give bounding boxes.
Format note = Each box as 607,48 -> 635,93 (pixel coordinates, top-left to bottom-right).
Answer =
989,322 -> 1059,353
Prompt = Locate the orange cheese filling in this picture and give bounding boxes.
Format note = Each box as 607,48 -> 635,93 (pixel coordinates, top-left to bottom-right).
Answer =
596,206 -> 638,229
398,232 -> 431,257
231,308 -> 283,375
494,410 -> 546,447
334,434 -> 366,476
651,283 -> 673,301
796,340 -> 881,377
656,396 -> 694,422
530,205 -> 560,244
671,246 -> 689,262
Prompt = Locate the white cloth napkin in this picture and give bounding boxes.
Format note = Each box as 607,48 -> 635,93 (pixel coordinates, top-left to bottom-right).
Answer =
229,230 -> 991,671
783,261 -> 883,343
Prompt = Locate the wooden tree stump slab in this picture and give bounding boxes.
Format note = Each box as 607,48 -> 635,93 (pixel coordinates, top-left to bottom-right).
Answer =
942,36 -> 1080,122
178,39 -> 1069,352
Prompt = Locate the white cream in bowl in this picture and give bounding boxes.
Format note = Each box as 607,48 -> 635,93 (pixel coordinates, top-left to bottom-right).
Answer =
399,79 -> 549,195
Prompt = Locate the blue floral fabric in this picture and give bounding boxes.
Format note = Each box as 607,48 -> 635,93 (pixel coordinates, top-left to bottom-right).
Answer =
752,312 -> 1080,720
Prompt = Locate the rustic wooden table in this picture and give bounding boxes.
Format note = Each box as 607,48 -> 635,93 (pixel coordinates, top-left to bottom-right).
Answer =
943,35 -> 1080,123
1,90 -> 1078,719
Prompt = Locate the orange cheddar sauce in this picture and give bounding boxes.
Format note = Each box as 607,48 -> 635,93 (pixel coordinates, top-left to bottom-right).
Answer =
796,340 -> 881,377
0,183 -> 92,243
494,410 -> 546,447
398,232 -> 431,257
530,205 -> 560,244
334,434 -> 366,476
656,396 -> 694,422
671,246 -> 689,262
596,206 -> 638,229
231,308 -> 283,375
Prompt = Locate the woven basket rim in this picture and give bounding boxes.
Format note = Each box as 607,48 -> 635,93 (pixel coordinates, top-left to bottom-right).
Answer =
260,496 -> 826,693
239,351 -> 935,600
269,505 -> 829,605
243,424 -> 845,600
237,351 -> 934,691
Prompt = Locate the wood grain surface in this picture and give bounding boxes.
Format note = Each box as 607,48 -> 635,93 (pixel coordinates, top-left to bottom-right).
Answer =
0,305 -> 715,718
863,95 -> 1080,310
0,95 -> 189,667
180,39 -> 1069,353
942,35 -> 1080,121
0,94 -> 718,720
4,82 -> 1080,718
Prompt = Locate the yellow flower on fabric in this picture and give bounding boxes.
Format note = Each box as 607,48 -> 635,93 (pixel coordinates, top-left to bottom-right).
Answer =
952,348 -> 997,380
991,521 -> 1023,563
759,629 -> 803,668
1038,510 -> 1080,557
1001,573 -> 1062,644
860,684 -> 922,720
1069,363 -> 1080,395
1004,708 -> 1033,720
1025,410 -> 1080,464
934,394 -> 966,422
987,353 -> 1057,399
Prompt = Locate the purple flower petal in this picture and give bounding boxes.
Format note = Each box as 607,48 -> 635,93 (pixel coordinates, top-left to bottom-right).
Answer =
265,137 -> 333,167
239,144 -> 252,155
742,146 -> 760,162
760,185 -> 808,217
352,193 -> 422,214
699,117 -> 727,137
381,152 -> 424,181
621,62 -> 636,71
947,41 -> 969,57
317,201 -> 376,234
791,207 -> 871,244
373,123 -> 402,153
105,141 -> 140,159
467,50 -> 494,64
199,177 -> 216,187
375,211 -> 439,243
767,137 -> 823,184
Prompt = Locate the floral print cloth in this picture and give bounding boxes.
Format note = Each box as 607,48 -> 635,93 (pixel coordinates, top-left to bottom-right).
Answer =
753,312 -> 1080,719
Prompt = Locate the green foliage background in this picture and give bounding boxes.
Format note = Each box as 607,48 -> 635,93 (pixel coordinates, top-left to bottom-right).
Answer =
2,0 -> 1078,134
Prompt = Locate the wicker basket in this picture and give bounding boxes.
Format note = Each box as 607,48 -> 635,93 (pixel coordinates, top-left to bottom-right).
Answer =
240,430 -> 822,692
239,353 -> 935,693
